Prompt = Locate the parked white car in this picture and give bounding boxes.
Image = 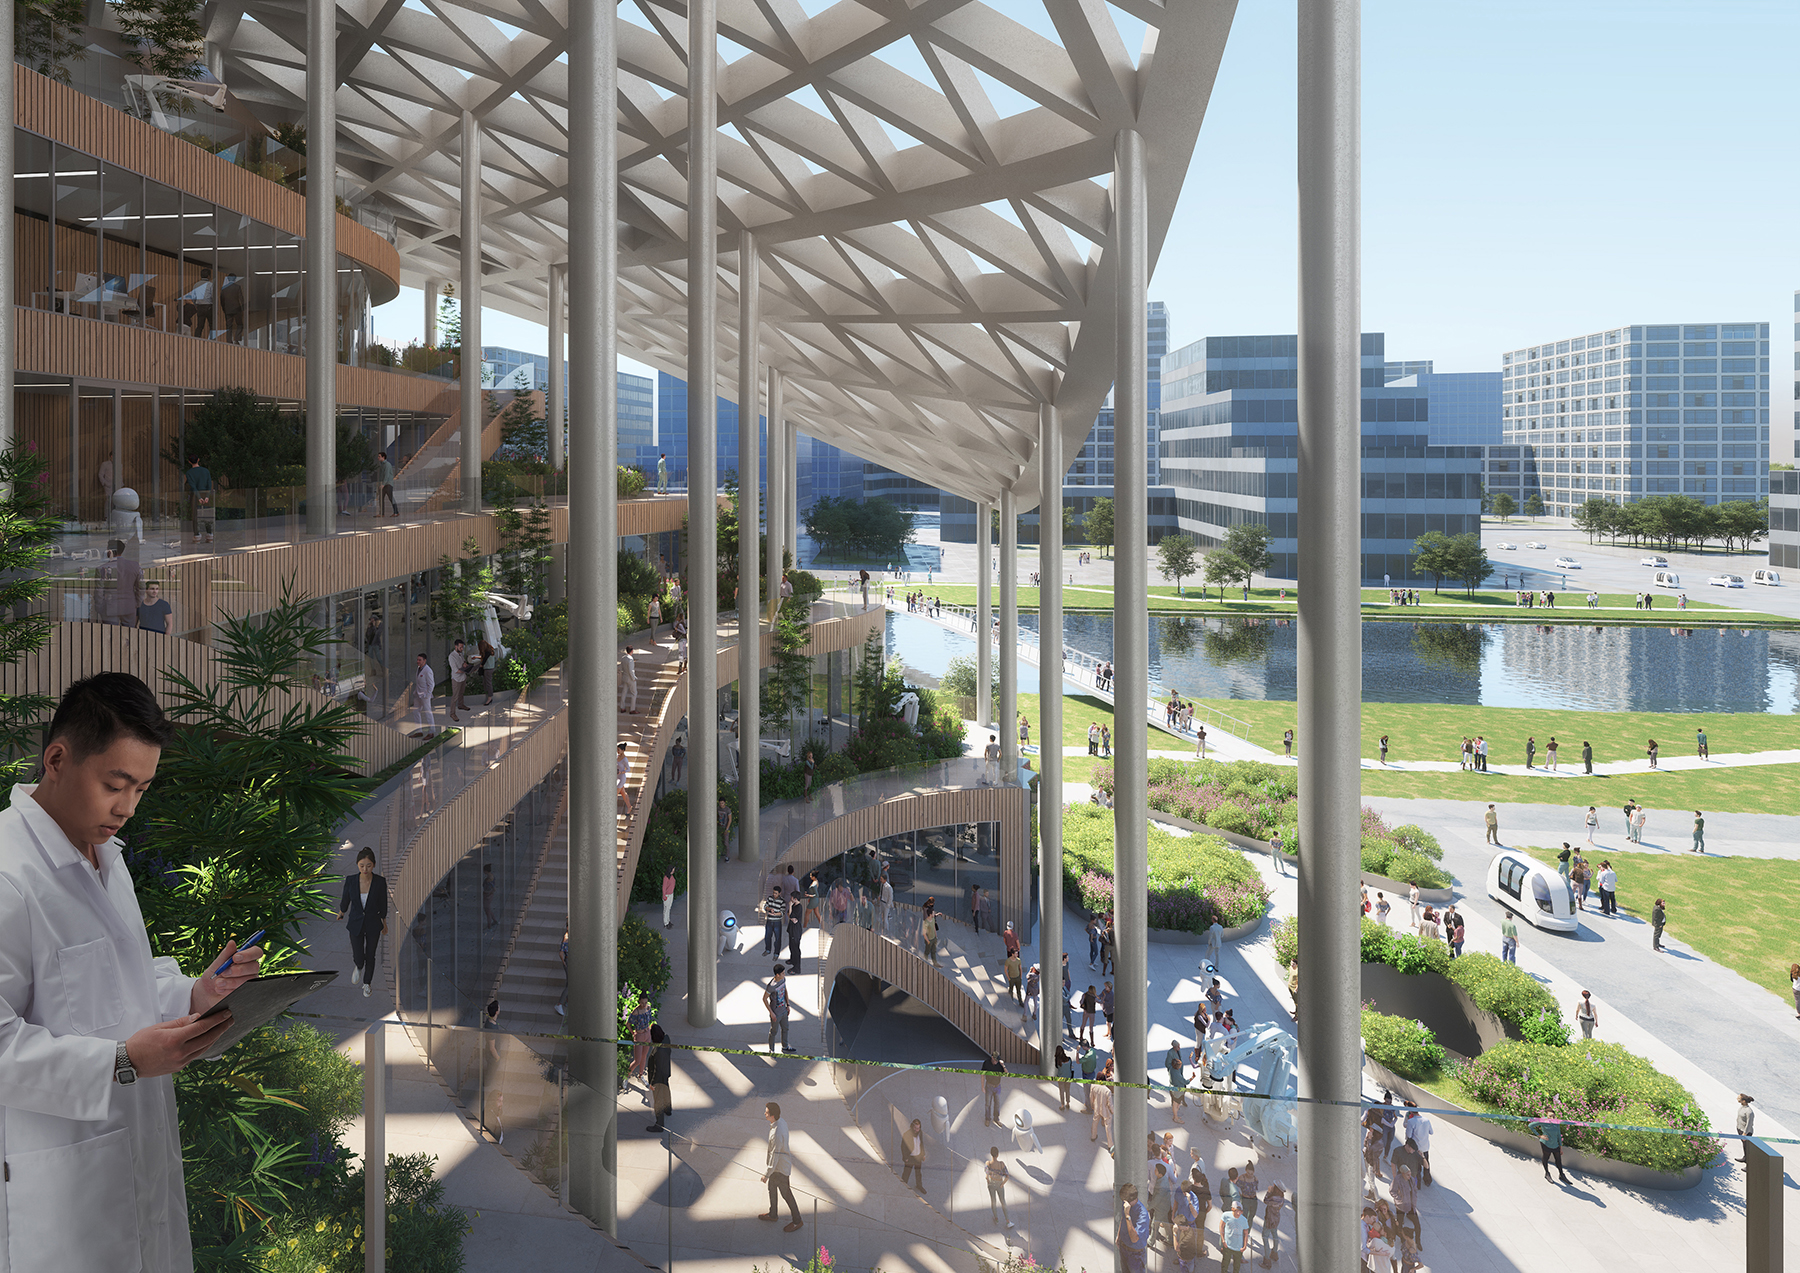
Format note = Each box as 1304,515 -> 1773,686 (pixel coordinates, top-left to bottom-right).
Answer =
1640,555 -> 1669,567
1708,574 -> 1745,588
1495,542 -> 1518,551
1526,541 -> 1548,550
1553,557 -> 1581,569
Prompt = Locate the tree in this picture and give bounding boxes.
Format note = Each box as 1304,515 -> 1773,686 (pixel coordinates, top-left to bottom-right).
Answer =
1203,548 -> 1246,600
16,1 -> 87,83
1156,534 -> 1199,596
803,495 -> 915,563
1523,492 -> 1546,519
0,441 -> 58,793
1221,523 -> 1272,581
1084,497 -> 1115,557
1062,503 -> 1078,544
1717,499 -> 1769,554
1490,491 -> 1516,521
495,497 -> 554,600
1572,498 -> 1612,543
437,295 -> 461,351
113,0 -> 206,80
429,536 -> 493,644
1411,530 -> 1456,593
1447,532 -> 1493,596
494,395 -> 547,460
166,387 -> 292,489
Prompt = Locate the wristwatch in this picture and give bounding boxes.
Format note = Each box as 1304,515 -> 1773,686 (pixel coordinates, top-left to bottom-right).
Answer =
114,1042 -> 137,1086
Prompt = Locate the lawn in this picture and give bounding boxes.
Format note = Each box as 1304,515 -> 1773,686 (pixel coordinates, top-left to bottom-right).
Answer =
1517,844 -> 1800,1005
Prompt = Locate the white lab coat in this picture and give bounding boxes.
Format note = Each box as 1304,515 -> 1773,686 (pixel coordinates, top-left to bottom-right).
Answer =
0,784 -> 197,1273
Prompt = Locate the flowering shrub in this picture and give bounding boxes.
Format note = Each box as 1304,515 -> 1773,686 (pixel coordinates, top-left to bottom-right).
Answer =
1360,1009 -> 1446,1080
1456,1041 -> 1719,1172
1060,803 -> 1270,931
1444,952 -> 1569,1046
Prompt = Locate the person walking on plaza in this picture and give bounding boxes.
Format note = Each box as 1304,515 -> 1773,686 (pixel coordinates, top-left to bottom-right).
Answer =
1101,723 -> 1111,757
1622,799 -> 1636,837
1080,1040 -> 1099,1103
1091,1063 -> 1115,1148
1476,735 -> 1488,770
786,894 -> 805,972
1736,1094 -> 1756,1161
618,644 -> 639,714
1171,1179 -> 1202,1273
660,864 -> 679,929
982,733 -> 1002,786
1407,882 -> 1420,927
1218,1199 -> 1251,1273
1389,1165 -> 1421,1253
645,1023 -> 673,1133
1531,1116 -> 1572,1184
337,847 -> 389,996
1205,917 -> 1225,969
1080,984 -> 1098,1045
447,638 -> 469,721
1546,736 -> 1559,770
1582,739 -> 1593,774
1584,805 -> 1598,844
986,1146 -> 1016,1229
1147,1160 -> 1174,1249
373,450 -> 399,517
760,887 -> 784,955
900,1117 -> 926,1191
981,1052 -> 1006,1125
1575,990 -> 1598,1039
1379,734 -> 1389,764
1790,962 -> 1800,1019
1697,727 -> 1710,759
1088,721 -> 1100,755
760,1102 -> 805,1230
1484,803 -> 1499,845
656,452 -> 669,493
1257,1182 -> 1286,1268
1166,1040 -> 1189,1126
803,749 -> 816,801
1651,898 -> 1667,952
1631,804 -> 1647,844
1118,1183 -> 1150,1273
1025,962 -> 1041,1020
1646,737 -> 1660,769
1282,727 -> 1294,758
1004,949 -> 1023,1003
1403,1102 -> 1434,1185
763,964 -> 792,1053
1525,735 -> 1536,769
1692,810 -> 1705,853
878,873 -> 894,935
410,652 -> 438,736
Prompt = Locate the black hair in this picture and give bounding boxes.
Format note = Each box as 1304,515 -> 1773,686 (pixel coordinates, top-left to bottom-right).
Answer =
767,1101 -> 782,1119
356,847 -> 376,865
46,672 -> 172,760
649,1023 -> 666,1043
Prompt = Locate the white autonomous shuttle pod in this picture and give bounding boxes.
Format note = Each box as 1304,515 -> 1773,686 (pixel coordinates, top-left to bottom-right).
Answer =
1487,850 -> 1578,933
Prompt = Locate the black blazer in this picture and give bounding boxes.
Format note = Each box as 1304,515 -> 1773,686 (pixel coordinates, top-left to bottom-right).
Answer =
341,873 -> 389,933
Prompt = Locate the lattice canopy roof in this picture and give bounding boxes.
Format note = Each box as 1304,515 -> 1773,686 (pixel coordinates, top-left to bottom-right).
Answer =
210,0 -> 1234,506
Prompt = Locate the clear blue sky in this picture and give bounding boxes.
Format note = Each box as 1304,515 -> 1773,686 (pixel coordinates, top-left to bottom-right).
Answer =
373,0 -> 1799,439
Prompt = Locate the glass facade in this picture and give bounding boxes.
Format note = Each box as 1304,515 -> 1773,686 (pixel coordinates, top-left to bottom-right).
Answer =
1159,332 -> 1485,583
1499,322 -> 1771,513
13,127 -> 379,361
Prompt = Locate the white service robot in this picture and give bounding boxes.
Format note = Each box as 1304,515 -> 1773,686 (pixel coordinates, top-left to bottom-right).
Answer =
895,691 -> 921,728
1198,1023 -> 1299,1151
718,909 -> 739,956
110,487 -> 144,545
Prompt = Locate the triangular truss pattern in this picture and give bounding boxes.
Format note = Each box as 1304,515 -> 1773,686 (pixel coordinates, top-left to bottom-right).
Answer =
216,0 -> 1237,506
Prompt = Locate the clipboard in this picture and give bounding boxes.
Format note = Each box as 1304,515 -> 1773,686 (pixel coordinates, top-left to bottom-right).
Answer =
194,970 -> 340,1058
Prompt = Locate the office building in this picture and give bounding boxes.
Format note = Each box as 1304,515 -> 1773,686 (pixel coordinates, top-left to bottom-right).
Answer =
483,348 -> 654,458
1499,323 -> 1771,514
1158,332 -> 1485,582
1382,365 -> 1503,448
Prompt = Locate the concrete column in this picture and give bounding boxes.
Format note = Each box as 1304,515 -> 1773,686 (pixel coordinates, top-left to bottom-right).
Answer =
424,280 -> 440,347
784,419 -> 798,565
686,0 -> 720,1028
1036,403 -> 1062,1076
548,262 -> 566,471
1111,127 -> 1149,1217
1745,1137 -> 1784,1273
459,110 -> 483,514
361,1022 -> 385,1273
566,0 -> 619,1233
999,488 -> 1018,777
765,368 -> 784,598
736,230 -> 760,865
976,501 -> 992,731
303,0 -> 336,536
1297,0 -> 1363,1265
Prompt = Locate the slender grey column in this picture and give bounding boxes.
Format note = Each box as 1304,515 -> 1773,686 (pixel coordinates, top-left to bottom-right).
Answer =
566,0 -> 619,1233
361,1022 -> 385,1273
976,502 -> 992,731
1036,403 -> 1062,1076
303,0 -> 336,535
1297,0 -> 1363,1266
736,231 -> 760,866
766,368 -> 784,595
460,110 -> 483,514
999,488 -> 1018,779
548,262 -> 566,471
686,0 -> 720,1027
1111,127 -> 1149,1221
424,280 -> 439,347
1745,1138 -> 1784,1273
0,2 -> 13,452
784,419 -> 798,566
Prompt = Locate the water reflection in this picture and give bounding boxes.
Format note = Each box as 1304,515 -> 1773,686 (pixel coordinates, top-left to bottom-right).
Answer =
886,611 -> 1792,715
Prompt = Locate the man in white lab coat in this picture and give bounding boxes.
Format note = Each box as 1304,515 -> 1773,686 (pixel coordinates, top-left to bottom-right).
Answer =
0,672 -> 263,1273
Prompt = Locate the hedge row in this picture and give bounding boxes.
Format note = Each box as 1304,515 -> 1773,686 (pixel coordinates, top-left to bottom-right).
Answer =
1059,802 -> 1270,932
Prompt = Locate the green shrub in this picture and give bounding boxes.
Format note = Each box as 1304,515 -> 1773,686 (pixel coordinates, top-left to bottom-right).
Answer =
1389,824 -> 1443,861
1271,916 -> 1298,969
1360,1009 -> 1445,1081
263,1152 -> 468,1273
1358,837 -> 1451,889
1455,1041 -> 1719,1172
618,913 -> 672,1000
1059,802 -> 1270,931
1357,916 -> 1451,976
619,465 -> 648,499
1202,801 -> 1255,837
1445,952 -> 1567,1044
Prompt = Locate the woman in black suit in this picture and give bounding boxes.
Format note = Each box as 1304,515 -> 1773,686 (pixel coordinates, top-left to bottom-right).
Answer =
338,847 -> 389,997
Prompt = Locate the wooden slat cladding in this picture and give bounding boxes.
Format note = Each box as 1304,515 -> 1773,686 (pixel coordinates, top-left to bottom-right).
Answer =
15,68 -> 400,287
0,623 -> 415,774
824,922 -> 1039,1070
16,308 -> 454,411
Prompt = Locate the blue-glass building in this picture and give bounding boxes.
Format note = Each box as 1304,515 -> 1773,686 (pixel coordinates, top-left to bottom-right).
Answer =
480,346 -> 652,455
1499,322 -> 1771,513
1383,362 -> 1503,447
1158,332 -> 1485,583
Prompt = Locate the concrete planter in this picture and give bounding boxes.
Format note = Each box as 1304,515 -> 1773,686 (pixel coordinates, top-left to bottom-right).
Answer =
1145,810 -> 1455,904
1360,961 -> 1514,1058
1362,1057 -> 1703,1192
1146,903 -> 1270,946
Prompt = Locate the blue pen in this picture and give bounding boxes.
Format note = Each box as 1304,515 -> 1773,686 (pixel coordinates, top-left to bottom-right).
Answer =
218,930 -> 264,976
